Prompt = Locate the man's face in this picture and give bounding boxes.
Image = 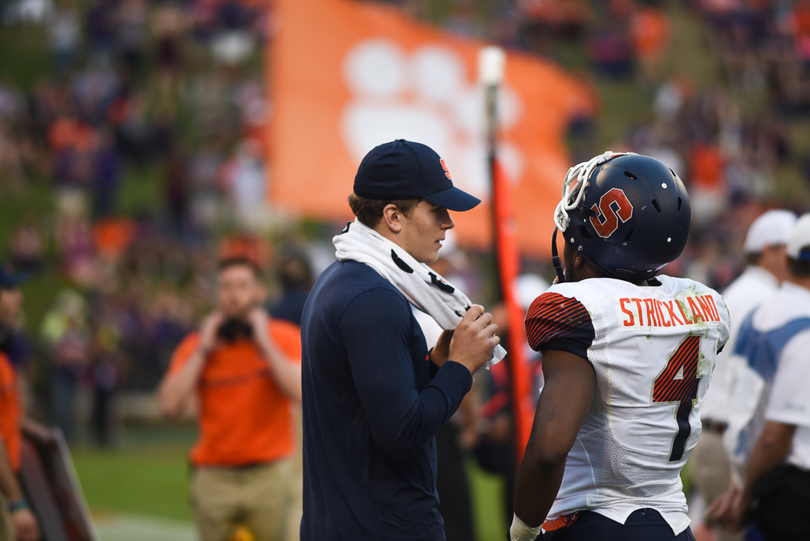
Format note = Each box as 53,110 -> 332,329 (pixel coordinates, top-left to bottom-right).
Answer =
761,244 -> 789,282
217,265 -> 264,318
0,287 -> 22,327
397,200 -> 455,264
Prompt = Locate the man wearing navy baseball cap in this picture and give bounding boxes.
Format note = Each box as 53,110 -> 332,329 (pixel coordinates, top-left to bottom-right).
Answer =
300,140 -> 500,540
352,139 -> 481,211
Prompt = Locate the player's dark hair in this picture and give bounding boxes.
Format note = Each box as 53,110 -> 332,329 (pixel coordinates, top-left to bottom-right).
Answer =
744,252 -> 761,266
788,256 -> 810,277
347,194 -> 421,228
218,256 -> 262,279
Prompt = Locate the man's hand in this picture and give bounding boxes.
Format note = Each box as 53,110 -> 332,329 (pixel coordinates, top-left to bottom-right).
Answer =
198,311 -> 224,356
429,330 -> 454,368
705,482 -> 738,528
449,305 -> 499,375
158,310 -> 223,419
12,508 -> 40,541
246,306 -> 301,402
727,487 -> 753,533
247,307 -> 272,348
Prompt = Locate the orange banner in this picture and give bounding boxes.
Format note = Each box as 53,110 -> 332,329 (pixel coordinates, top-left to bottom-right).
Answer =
270,0 -> 591,255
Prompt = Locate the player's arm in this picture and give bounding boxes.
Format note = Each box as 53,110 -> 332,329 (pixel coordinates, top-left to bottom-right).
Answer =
158,348 -> 206,420
511,349 -> 595,539
158,312 -> 222,419
729,420 -> 795,531
511,290 -> 595,540
249,308 -> 302,403
0,432 -> 40,541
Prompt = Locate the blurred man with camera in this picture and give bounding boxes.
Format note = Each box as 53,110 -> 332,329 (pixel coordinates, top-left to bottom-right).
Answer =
159,256 -> 301,541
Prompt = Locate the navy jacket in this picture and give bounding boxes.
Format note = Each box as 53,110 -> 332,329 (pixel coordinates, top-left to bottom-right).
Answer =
300,260 -> 473,540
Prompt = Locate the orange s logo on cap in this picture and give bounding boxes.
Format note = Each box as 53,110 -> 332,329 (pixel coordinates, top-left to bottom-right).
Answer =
440,158 -> 452,180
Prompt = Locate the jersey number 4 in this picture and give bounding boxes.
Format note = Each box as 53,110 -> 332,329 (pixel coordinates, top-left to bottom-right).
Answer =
653,336 -> 701,462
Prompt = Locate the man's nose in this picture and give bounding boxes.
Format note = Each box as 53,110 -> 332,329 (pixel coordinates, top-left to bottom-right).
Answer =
442,211 -> 454,230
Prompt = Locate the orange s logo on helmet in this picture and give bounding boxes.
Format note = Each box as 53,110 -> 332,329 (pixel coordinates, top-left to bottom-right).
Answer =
589,188 -> 633,238
440,158 -> 452,180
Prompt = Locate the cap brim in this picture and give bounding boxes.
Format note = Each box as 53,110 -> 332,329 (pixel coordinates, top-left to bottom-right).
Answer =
424,187 -> 481,212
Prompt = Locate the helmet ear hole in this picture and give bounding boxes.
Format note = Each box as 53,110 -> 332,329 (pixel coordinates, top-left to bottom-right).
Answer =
624,171 -> 637,180
579,226 -> 592,240
677,197 -> 683,211
621,229 -> 634,246
652,199 -> 661,213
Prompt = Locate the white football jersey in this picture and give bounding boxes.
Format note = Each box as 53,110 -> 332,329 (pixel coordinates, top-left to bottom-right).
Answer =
525,275 -> 730,535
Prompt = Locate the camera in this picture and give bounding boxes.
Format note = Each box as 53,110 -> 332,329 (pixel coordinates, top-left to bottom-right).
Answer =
216,318 -> 253,343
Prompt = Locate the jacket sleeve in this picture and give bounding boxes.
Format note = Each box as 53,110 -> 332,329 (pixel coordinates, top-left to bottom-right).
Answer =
340,288 -> 472,461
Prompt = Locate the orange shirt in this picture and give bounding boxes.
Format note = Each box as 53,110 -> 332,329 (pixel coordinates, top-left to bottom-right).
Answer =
0,353 -> 21,471
632,8 -> 671,61
168,320 -> 301,467
691,143 -> 725,189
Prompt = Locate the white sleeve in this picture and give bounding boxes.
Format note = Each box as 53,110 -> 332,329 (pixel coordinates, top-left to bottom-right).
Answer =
765,331 -> 810,428
412,307 -> 443,349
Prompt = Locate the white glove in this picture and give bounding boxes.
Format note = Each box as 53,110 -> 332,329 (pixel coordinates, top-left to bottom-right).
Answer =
509,513 -> 544,541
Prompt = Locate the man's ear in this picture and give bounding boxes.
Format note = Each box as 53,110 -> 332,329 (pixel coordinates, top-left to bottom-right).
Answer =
381,204 -> 403,233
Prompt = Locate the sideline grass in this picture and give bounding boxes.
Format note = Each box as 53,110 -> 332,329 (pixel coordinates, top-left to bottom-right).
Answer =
72,437 -> 510,540
469,460 -> 509,541
72,443 -> 193,522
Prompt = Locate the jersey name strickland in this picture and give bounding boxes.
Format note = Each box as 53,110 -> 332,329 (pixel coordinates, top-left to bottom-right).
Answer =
618,294 -> 721,329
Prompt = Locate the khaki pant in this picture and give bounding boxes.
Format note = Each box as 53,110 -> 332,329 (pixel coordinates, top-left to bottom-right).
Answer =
284,409 -> 303,541
0,494 -> 13,541
690,430 -> 743,541
191,458 -> 295,541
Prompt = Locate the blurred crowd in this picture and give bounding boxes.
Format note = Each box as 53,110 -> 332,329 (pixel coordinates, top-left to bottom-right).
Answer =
0,0 -> 283,445
0,0 -> 807,455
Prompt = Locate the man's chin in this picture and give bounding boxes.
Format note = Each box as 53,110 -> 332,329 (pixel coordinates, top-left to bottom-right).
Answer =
418,252 -> 440,265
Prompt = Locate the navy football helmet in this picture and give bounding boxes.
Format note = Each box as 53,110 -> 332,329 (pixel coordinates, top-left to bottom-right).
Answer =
553,151 -> 691,282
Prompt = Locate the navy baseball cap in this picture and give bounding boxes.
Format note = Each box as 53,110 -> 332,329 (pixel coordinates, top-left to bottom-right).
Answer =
353,140 -> 481,212
0,264 -> 29,289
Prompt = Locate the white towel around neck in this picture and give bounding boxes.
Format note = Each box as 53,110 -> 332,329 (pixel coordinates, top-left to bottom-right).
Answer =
333,219 -> 506,369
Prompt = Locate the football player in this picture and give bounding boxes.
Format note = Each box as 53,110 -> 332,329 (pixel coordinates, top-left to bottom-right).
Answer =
510,152 -> 731,541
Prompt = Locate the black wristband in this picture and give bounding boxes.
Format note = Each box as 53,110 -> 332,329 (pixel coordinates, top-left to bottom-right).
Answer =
7,498 -> 28,513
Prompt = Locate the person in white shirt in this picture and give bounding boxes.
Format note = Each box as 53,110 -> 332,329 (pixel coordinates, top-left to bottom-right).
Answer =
509,152 -> 730,541
690,209 -> 796,541
707,214 -> 810,540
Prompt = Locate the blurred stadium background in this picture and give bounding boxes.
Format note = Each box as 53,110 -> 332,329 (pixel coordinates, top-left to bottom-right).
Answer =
1,0 -> 809,539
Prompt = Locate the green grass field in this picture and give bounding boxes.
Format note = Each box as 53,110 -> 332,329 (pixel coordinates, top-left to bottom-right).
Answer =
71,426 -> 509,540
72,443 -> 194,522
71,426 -> 697,541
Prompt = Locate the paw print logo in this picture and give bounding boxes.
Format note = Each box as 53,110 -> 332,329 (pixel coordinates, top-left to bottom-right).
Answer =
341,39 -> 525,199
